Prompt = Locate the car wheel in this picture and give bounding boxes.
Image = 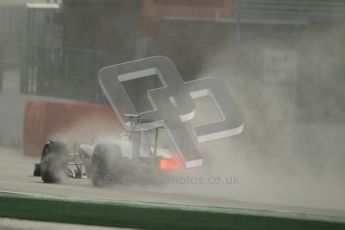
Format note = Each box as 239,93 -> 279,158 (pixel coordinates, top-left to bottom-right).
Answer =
40,140 -> 68,183
90,143 -> 122,187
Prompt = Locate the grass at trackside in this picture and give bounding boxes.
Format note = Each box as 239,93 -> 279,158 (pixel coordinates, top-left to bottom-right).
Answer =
0,195 -> 344,230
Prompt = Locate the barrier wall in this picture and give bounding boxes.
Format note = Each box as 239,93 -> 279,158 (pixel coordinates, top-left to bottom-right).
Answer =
0,93 -> 27,146
23,100 -> 122,156
142,0 -> 233,37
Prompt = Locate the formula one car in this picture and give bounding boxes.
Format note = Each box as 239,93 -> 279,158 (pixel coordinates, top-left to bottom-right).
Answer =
33,114 -> 182,186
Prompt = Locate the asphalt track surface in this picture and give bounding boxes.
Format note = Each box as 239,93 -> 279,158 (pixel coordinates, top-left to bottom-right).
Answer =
0,146 -> 345,229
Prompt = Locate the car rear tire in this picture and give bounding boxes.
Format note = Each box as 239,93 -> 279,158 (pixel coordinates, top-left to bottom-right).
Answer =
90,143 -> 122,187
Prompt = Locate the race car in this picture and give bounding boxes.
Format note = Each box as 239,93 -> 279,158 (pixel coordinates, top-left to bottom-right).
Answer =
33,114 -> 182,186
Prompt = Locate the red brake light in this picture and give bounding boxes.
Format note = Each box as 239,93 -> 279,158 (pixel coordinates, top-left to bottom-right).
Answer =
159,157 -> 182,170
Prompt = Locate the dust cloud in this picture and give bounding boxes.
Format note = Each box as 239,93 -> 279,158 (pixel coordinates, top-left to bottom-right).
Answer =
149,21 -> 345,211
